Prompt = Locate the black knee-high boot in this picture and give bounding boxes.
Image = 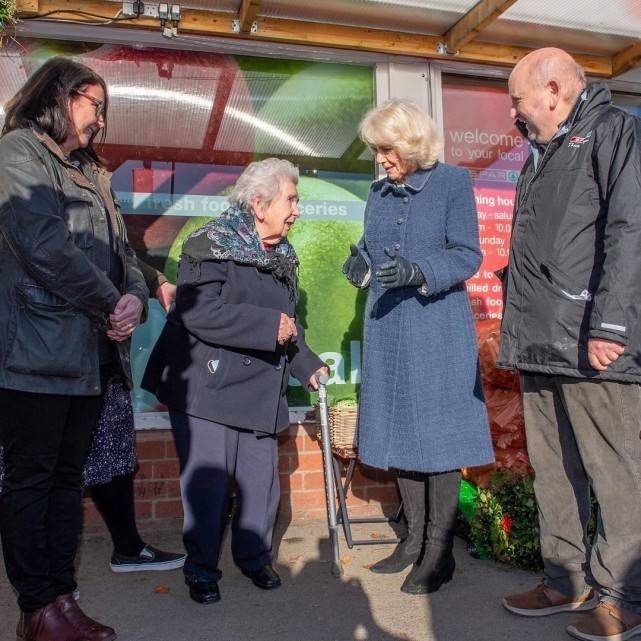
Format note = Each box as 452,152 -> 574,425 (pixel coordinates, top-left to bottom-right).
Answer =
370,471 -> 426,574
401,470 -> 460,594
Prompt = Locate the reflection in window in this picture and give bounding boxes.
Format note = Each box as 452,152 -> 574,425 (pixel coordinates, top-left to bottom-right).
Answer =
0,40 -> 375,410
442,74 -> 527,322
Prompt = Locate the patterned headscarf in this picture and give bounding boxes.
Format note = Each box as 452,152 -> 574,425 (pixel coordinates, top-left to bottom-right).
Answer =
181,205 -> 299,301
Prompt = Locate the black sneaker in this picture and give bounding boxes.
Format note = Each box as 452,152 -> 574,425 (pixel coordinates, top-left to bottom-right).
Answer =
110,544 -> 186,573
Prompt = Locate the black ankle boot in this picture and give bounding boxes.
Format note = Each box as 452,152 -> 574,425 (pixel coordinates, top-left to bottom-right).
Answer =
401,524 -> 455,594
370,474 -> 426,574
401,470 -> 460,594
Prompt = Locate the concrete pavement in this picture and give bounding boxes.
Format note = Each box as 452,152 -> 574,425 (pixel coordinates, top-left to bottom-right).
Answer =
1,519 -> 576,641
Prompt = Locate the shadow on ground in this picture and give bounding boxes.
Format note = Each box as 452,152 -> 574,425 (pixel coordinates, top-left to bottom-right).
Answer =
1,520 -> 575,641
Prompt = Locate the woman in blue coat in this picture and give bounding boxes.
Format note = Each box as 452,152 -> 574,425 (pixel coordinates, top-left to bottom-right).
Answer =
343,98 -> 494,594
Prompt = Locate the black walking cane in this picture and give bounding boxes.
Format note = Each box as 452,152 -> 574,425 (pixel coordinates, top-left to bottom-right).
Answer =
316,371 -> 343,577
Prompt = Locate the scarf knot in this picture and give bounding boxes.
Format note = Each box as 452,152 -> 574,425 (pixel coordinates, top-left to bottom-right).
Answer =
182,205 -> 299,301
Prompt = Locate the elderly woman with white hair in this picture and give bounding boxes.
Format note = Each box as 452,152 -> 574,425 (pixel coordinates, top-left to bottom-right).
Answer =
143,158 -> 327,605
343,98 -> 493,594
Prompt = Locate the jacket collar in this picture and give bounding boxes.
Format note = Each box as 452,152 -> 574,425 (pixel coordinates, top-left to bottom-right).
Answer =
33,130 -> 120,245
381,164 -> 438,195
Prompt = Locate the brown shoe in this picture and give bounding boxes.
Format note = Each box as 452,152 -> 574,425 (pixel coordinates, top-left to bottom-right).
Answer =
16,602 -> 89,641
567,602 -> 641,641
502,583 -> 598,617
55,594 -> 116,641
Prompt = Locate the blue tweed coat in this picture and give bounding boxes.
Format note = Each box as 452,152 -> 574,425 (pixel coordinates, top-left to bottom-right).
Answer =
356,163 -> 494,473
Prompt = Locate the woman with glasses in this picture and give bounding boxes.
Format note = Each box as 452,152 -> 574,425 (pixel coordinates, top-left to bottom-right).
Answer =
343,98 -> 494,595
0,57 -> 148,641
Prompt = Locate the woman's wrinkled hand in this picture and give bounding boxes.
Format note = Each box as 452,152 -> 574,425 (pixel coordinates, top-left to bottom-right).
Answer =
277,313 -> 298,345
107,294 -> 143,342
309,366 -> 330,390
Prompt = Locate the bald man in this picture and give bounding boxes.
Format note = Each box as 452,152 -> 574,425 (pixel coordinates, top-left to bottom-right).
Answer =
497,48 -> 641,640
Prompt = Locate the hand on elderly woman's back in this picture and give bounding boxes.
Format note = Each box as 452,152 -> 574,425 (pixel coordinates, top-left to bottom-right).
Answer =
376,247 -> 426,289
277,313 -> 297,345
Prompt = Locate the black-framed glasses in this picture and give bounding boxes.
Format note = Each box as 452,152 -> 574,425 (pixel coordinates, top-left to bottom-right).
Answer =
74,89 -> 105,120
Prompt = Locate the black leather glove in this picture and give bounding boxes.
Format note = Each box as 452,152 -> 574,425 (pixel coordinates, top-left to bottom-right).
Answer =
376,247 -> 425,289
342,244 -> 371,288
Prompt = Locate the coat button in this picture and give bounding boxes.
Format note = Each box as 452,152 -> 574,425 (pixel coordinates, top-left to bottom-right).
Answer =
397,217 -> 404,224
243,357 -> 251,366
275,363 -> 282,371
394,243 -> 401,250
403,197 -> 409,203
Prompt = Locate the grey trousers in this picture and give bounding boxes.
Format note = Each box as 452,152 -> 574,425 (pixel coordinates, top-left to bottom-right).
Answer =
170,410 -> 280,583
521,374 -> 641,613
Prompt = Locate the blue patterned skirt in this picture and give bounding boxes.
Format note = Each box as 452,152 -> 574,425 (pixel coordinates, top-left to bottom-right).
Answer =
0,379 -> 137,487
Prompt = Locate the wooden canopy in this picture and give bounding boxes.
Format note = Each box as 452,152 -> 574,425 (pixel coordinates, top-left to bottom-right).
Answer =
13,0 -> 641,78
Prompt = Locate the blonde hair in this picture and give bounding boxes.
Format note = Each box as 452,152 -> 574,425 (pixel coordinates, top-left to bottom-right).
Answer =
359,98 -> 443,171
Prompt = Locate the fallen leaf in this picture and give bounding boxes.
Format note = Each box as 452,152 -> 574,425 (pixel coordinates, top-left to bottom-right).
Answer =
340,556 -> 352,566
287,554 -> 304,563
369,532 -> 389,539
153,585 -> 171,594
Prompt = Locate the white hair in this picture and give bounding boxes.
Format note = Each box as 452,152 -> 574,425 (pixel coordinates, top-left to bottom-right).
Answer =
359,98 -> 443,171
229,158 -> 299,209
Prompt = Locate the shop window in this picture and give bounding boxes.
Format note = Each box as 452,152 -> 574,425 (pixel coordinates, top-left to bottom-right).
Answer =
442,74 -> 527,321
0,40 -> 375,411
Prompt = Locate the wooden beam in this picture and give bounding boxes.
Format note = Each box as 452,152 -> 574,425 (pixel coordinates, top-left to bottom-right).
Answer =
201,64 -> 237,150
238,0 -> 261,34
97,144 -> 371,174
15,0 -> 39,17
444,0 -> 518,52
612,41 -> 641,77
340,136 -> 367,163
30,1 -> 612,77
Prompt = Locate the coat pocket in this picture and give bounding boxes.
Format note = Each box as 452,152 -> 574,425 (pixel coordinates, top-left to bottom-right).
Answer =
540,262 -> 592,302
63,190 -> 95,249
5,284 -> 87,378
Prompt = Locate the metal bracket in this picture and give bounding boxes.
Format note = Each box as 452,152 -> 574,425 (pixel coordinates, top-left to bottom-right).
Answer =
436,42 -> 459,56
231,18 -> 258,34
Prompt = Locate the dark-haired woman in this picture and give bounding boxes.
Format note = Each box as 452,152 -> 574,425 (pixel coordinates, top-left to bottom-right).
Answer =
0,57 -> 147,641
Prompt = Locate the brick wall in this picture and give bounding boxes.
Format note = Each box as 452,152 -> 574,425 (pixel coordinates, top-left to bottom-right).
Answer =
82,420 -> 399,534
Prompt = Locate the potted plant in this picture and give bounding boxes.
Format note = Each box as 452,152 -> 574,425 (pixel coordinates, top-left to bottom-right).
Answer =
0,0 -> 17,47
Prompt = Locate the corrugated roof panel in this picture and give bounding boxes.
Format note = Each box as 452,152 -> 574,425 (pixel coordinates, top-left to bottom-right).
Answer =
99,0 -> 639,56
259,0 -> 475,35
480,22 -> 638,57
215,64 -> 372,158
500,0 -> 641,38
83,50 -> 220,148
0,47 -> 28,129
213,71 -> 288,152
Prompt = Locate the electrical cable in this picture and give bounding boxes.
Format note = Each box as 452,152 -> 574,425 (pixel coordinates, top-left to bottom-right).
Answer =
22,9 -> 130,24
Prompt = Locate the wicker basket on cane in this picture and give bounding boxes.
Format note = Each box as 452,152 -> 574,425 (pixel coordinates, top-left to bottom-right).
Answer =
316,401 -> 359,459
